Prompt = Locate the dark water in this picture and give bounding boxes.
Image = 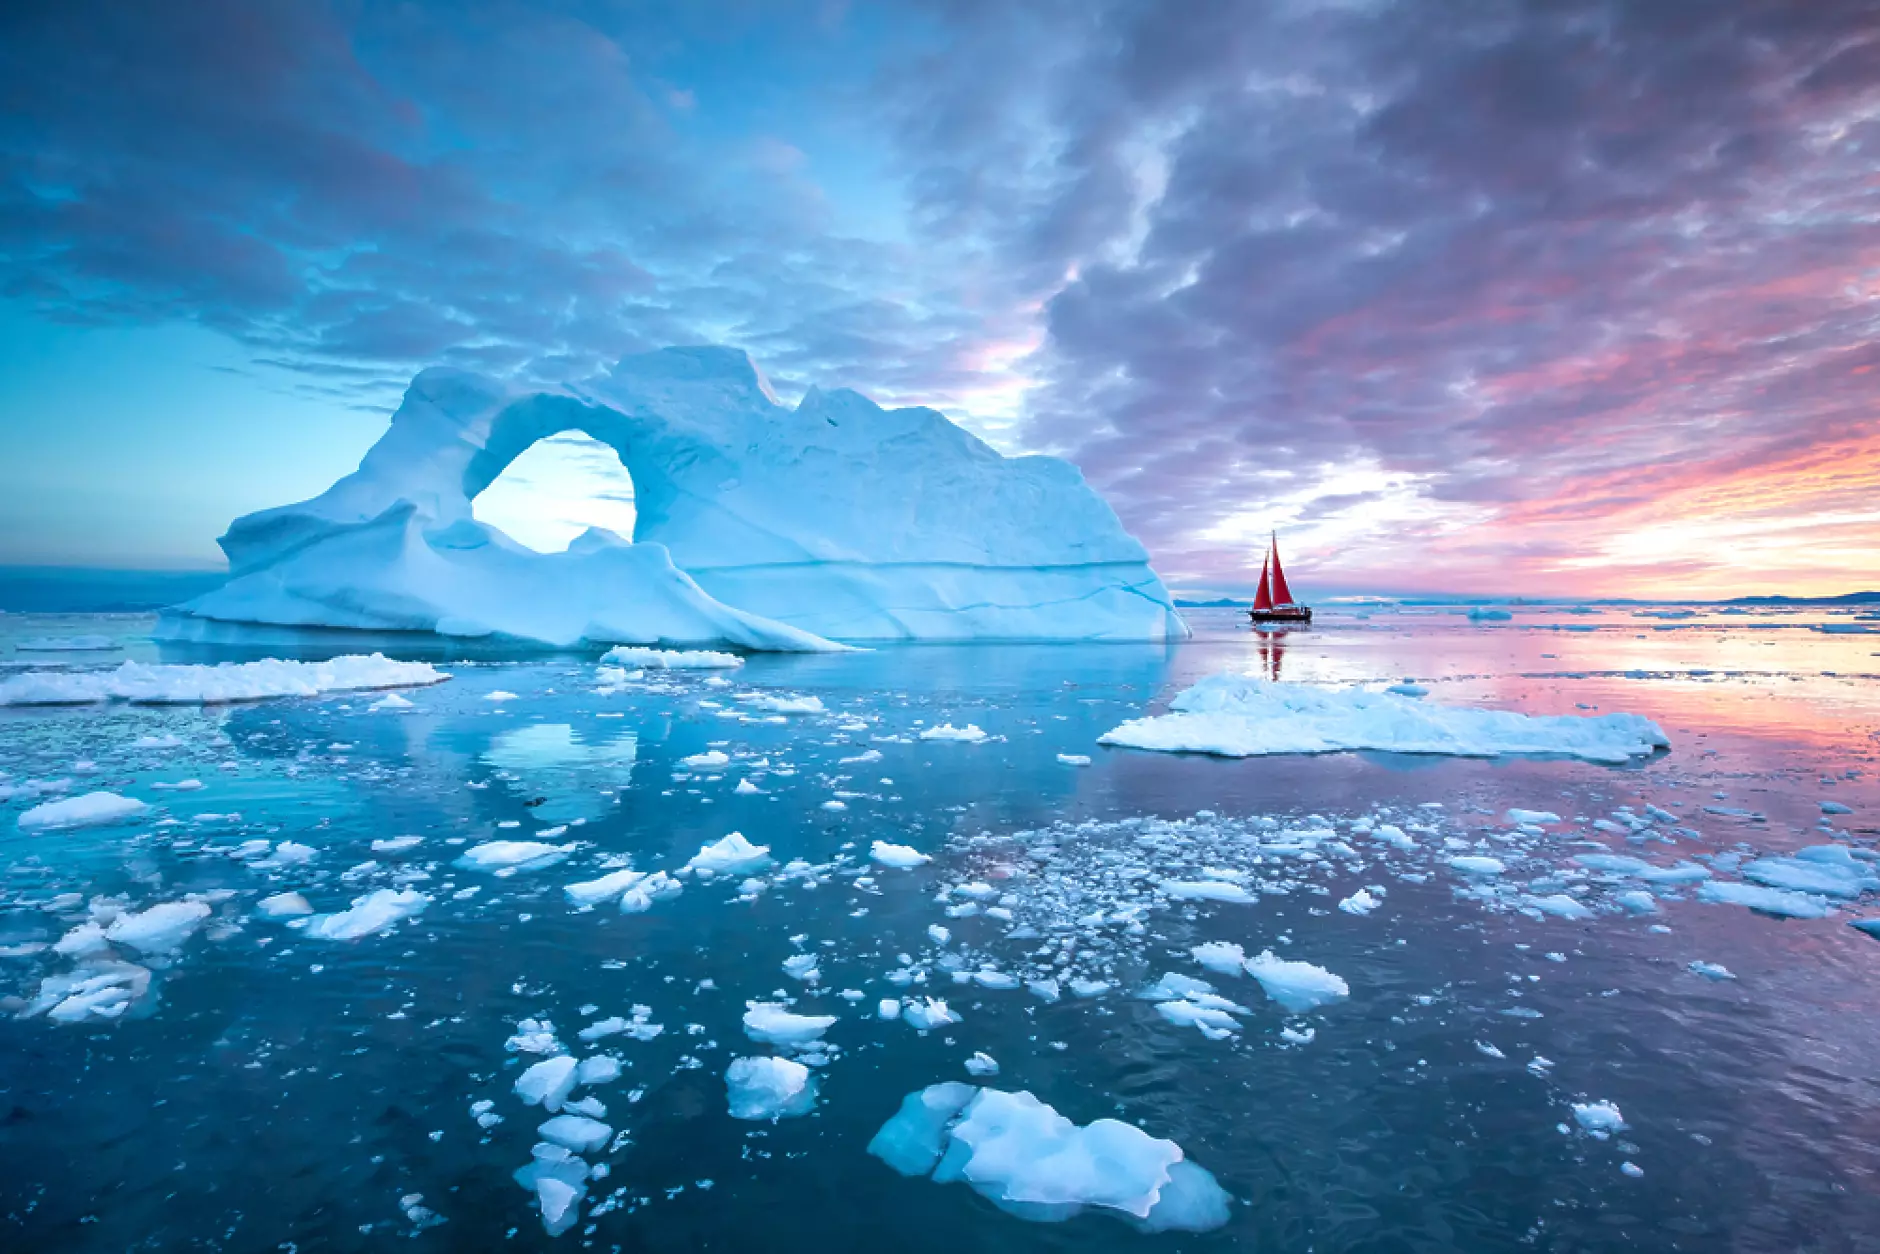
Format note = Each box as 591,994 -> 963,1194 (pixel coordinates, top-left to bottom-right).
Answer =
1,606 -> 1878,1252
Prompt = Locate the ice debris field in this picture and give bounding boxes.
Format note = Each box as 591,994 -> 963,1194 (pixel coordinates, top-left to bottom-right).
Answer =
2,603 -> 1878,1249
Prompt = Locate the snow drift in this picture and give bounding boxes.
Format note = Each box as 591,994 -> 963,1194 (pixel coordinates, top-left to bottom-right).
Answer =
1101,676 -> 1670,764
160,347 -> 1185,649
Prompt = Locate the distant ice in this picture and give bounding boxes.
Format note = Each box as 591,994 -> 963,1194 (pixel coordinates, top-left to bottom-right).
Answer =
601,646 -> 744,670
15,635 -> 118,651
1101,677 -> 1669,764
0,654 -> 445,706
920,723 -> 988,743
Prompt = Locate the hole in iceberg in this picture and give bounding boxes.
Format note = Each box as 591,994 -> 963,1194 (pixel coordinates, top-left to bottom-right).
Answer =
471,432 -> 636,554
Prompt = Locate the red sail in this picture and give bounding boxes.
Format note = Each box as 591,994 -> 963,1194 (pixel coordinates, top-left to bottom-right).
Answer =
1252,555 -> 1273,611
1270,535 -> 1295,606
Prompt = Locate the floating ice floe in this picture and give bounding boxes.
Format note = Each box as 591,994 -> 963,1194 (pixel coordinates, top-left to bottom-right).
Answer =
306,888 -> 431,940
1243,951 -> 1350,1013
725,1056 -> 818,1120
1099,677 -> 1669,764
1571,1100 -> 1626,1137
870,841 -> 930,869
601,646 -> 744,670
104,900 -> 211,953
457,841 -> 576,875
1160,879 -> 1256,904
1057,753 -> 1092,766
24,959 -> 152,1024
159,346 -> 1184,649
680,749 -> 730,769
1697,881 -> 1835,919
920,723 -> 988,743
684,832 -> 771,876
0,655 -> 445,706
1688,961 -> 1736,981
739,693 -> 824,715
18,791 -> 148,831
742,1002 -> 836,1048
1573,854 -> 1710,884
1739,845 -> 1880,899
902,998 -> 961,1031
868,1084 -> 1230,1231
257,891 -> 314,919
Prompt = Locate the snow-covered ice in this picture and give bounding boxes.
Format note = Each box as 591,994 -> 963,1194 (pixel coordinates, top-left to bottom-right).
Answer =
601,646 -> 744,670
457,841 -> 575,874
919,723 -> 988,743
1100,677 -> 1669,764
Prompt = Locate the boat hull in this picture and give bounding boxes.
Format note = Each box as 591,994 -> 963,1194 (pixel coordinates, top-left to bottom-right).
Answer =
1249,606 -> 1312,624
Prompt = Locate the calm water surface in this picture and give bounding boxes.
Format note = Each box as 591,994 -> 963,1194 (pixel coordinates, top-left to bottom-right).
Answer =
1,605 -> 1877,1252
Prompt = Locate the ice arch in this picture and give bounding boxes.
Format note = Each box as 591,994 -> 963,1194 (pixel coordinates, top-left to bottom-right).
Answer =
163,347 -> 1188,649
470,433 -> 637,555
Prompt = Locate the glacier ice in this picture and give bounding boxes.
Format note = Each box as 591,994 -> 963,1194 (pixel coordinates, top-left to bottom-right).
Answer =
160,346 -> 1185,649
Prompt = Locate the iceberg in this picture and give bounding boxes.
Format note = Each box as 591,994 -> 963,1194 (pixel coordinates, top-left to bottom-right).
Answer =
868,1085 -> 1230,1231
1100,677 -> 1669,764
159,347 -> 1185,648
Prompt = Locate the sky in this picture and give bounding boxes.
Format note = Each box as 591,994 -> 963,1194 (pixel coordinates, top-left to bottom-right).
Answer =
2,0 -> 1877,598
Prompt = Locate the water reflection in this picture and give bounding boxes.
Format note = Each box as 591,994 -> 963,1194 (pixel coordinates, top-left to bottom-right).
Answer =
482,722 -> 638,822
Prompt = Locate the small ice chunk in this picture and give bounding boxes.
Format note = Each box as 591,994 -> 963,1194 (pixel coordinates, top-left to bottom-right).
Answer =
1697,880 -> 1834,919
1057,753 -> 1091,766
104,900 -> 211,953
870,841 -> 931,869
1448,856 -> 1505,876
965,1052 -> 1000,1076
1571,1100 -> 1626,1136
684,832 -> 771,876
1687,960 -> 1736,981
576,1055 -> 622,1086
1160,879 -> 1257,904
918,723 -> 987,743
257,891 -> 314,919
1338,889 -> 1379,916
902,998 -> 961,1030
456,841 -> 574,873
564,867 -> 648,907
725,1056 -> 818,1120
515,1056 -> 579,1111
1243,951 -> 1350,1012
682,750 -> 731,769
306,888 -> 430,940
601,646 -> 743,670
1506,809 -> 1561,825
537,1114 -> 612,1153
743,1002 -> 837,1047
19,791 -> 148,832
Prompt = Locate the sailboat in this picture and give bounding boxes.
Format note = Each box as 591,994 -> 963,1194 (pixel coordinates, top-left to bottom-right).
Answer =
1248,532 -> 1312,625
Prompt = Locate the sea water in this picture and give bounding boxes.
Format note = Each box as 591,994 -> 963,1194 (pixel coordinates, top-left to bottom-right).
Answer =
1,604 -> 1877,1250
